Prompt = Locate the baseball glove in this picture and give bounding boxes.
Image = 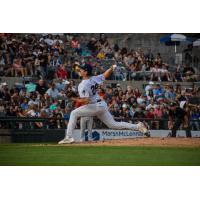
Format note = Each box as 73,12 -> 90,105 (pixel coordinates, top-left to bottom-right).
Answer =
66,91 -> 78,98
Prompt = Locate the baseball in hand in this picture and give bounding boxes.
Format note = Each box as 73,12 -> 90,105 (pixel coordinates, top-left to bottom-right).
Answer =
112,64 -> 117,70
75,65 -> 80,72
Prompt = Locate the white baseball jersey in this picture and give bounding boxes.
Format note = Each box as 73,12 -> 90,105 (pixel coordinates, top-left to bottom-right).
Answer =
78,74 -> 105,103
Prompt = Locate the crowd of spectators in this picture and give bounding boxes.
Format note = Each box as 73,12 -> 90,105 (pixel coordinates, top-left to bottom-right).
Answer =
0,33 -> 198,82
0,78 -> 200,130
0,33 -> 199,131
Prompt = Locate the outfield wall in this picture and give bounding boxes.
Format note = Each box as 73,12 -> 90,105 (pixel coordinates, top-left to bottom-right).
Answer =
0,129 -> 200,143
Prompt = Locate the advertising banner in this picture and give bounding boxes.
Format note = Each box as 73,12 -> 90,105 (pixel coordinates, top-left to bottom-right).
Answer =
72,129 -> 200,142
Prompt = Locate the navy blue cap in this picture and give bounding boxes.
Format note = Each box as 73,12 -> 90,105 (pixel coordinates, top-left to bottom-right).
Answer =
80,64 -> 93,76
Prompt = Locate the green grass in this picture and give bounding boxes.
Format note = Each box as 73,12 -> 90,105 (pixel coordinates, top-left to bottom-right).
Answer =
0,144 -> 200,166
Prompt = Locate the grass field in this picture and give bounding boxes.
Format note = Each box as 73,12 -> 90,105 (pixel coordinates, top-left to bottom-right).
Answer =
0,144 -> 200,166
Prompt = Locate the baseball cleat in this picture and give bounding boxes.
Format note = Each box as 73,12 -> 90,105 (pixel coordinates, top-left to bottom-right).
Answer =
137,122 -> 151,137
58,137 -> 75,144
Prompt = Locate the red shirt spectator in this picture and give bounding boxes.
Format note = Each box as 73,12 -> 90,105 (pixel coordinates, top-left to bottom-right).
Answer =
56,65 -> 68,79
71,38 -> 79,49
153,106 -> 163,118
145,108 -> 155,119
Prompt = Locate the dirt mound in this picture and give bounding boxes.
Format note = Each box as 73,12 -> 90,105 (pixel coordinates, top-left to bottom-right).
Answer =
92,138 -> 200,147
46,137 -> 200,147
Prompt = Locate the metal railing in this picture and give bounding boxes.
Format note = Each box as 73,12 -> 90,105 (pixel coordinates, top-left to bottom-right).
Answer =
0,117 -> 200,131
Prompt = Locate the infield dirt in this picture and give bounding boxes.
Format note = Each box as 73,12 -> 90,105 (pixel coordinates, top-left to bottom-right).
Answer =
33,138 -> 200,147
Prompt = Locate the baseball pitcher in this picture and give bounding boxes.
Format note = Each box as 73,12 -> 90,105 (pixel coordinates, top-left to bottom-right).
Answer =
59,64 -> 150,144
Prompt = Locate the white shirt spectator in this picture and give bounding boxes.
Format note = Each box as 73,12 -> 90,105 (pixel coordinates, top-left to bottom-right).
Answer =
146,103 -> 157,110
53,39 -> 63,44
145,82 -> 154,96
44,38 -> 54,46
160,68 -> 168,73
151,67 -> 161,74
26,109 -> 37,117
28,99 -> 39,106
46,88 -> 59,98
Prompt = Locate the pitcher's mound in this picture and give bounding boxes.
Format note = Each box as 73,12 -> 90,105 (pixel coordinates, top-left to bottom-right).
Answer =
55,137 -> 200,147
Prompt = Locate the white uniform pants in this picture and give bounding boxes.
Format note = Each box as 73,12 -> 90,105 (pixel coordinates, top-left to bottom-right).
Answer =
66,101 -> 138,138
80,117 -> 93,139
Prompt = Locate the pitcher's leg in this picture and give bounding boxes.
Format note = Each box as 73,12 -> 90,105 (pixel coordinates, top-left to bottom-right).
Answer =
97,110 -> 138,130
66,104 -> 97,138
66,109 -> 79,138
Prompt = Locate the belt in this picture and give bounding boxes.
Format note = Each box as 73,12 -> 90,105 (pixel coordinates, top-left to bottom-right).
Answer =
97,99 -> 102,103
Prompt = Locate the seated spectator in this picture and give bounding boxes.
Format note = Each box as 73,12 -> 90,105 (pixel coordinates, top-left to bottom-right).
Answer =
153,83 -> 164,99
75,44 -> 83,56
133,88 -> 141,98
160,63 -> 171,81
87,37 -> 98,53
137,95 -> 146,106
172,65 -> 183,82
153,105 -> 163,118
44,34 -> 54,46
36,79 -> 48,95
145,107 -> 155,119
25,80 -> 36,94
99,34 -> 109,46
71,37 -> 79,49
20,98 -> 29,111
11,58 -> 25,77
52,41 -> 63,54
125,85 -> 134,98
97,49 -> 105,60
56,64 -> 68,79
182,64 -> 196,81
56,78 -> 68,92
134,106 -> 145,119
146,99 -> 157,110
111,106 -> 121,119
105,48 -> 114,59
53,35 -> 63,45
150,64 -> 161,81
46,82 -> 59,99
145,81 -> 155,97
164,84 -> 176,103
28,93 -> 40,106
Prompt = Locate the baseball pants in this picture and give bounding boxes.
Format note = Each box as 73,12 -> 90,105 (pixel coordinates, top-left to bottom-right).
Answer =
66,101 -> 138,138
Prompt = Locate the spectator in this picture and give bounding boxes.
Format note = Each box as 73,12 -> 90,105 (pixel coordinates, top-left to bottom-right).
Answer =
153,83 -> 164,99
36,79 -> 48,95
164,84 -> 176,102
146,99 -> 157,111
134,106 -> 145,119
173,65 -> 183,82
150,63 -> 161,81
46,82 -> 59,99
71,37 -> 79,49
56,64 -> 68,79
182,64 -> 196,81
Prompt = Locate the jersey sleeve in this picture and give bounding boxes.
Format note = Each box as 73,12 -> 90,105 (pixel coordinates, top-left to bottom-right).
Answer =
92,74 -> 105,84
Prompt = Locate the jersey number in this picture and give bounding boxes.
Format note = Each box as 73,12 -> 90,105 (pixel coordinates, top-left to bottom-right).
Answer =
91,83 -> 98,95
